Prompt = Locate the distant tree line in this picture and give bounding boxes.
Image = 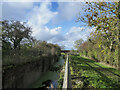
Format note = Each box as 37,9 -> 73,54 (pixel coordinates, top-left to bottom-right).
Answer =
2,20 -> 61,66
75,2 -> 120,68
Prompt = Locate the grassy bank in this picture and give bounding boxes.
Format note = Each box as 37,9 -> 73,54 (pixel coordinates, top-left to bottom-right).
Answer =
69,55 -> 120,88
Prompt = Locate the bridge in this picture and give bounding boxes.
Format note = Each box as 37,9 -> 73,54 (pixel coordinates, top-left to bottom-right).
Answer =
61,50 -> 70,53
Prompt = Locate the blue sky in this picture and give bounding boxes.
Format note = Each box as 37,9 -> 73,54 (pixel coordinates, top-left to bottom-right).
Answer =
1,1 -> 96,50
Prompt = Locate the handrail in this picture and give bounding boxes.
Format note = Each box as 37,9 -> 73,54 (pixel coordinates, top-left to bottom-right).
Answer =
62,54 -> 72,89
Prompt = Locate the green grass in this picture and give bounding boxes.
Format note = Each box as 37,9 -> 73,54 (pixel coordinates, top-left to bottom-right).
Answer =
69,55 -> 120,88
61,52 -> 65,55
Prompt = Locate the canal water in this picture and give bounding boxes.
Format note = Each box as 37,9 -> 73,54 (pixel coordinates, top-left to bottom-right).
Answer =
30,56 -> 65,88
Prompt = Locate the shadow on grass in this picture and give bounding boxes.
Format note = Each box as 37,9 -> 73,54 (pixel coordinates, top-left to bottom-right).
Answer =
92,63 -> 120,77
73,56 -> 120,77
86,62 -> 120,88
70,56 -> 120,88
71,74 -> 90,88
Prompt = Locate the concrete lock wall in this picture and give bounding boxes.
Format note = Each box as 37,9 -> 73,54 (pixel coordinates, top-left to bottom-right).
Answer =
62,55 -> 72,89
2,56 -> 59,88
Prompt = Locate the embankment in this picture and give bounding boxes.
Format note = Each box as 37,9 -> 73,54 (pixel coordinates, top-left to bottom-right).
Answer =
2,55 -> 59,88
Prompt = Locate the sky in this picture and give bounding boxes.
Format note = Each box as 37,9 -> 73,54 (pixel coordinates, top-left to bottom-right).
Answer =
1,1 -> 96,50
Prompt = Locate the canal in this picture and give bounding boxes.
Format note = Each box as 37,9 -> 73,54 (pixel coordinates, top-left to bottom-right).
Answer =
29,56 -> 65,88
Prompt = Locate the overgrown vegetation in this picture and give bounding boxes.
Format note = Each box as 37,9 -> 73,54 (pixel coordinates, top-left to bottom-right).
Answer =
58,67 -> 64,88
58,53 -> 66,89
75,2 -> 120,68
70,55 -> 120,88
2,20 -> 61,67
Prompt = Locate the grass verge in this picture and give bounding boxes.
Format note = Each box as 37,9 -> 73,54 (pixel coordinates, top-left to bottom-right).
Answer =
69,55 -> 120,88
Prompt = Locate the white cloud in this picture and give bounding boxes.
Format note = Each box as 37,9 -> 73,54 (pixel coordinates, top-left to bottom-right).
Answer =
48,34 -> 66,43
55,26 -> 95,50
1,0 -> 119,2
1,2 -> 95,50
28,3 -> 58,25
65,26 -> 88,41
2,2 -> 63,42
27,2 -> 61,41
2,2 -> 33,20
52,2 -> 88,23
43,26 -> 95,50
50,27 -> 61,35
31,26 -> 61,41
0,3 -> 2,19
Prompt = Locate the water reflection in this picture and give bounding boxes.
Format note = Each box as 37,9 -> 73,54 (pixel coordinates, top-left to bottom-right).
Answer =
30,56 -> 65,88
